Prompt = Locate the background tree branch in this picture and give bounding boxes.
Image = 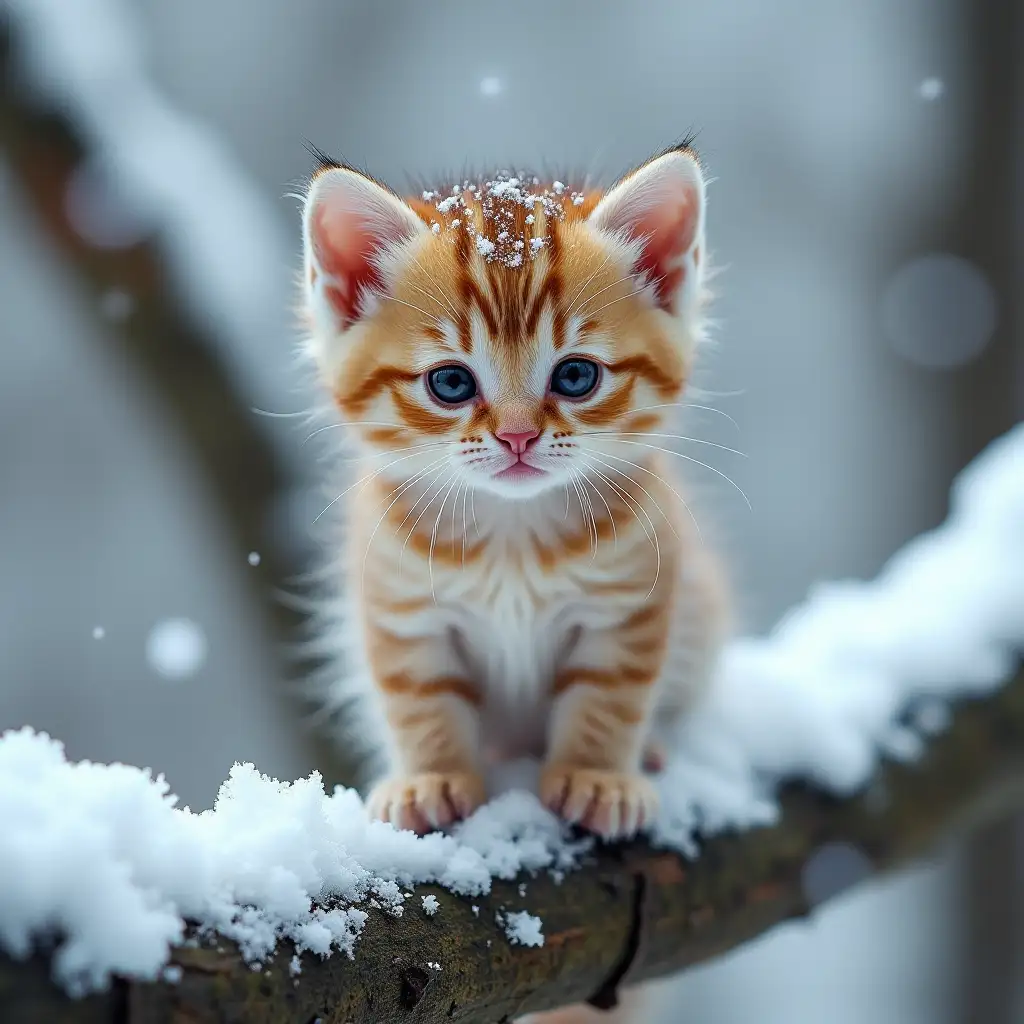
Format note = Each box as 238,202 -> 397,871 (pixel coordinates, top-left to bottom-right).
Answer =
2,666 -> 1021,1023
0,18 -> 356,789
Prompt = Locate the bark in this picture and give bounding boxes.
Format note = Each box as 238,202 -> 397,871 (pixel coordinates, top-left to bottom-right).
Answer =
1,666 -> 1021,1024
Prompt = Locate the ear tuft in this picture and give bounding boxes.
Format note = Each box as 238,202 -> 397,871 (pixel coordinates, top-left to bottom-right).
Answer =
303,167 -> 425,331
588,149 -> 706,316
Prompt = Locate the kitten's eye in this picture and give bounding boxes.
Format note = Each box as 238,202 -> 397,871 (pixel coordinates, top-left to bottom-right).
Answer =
550,358 -> 600,399
427,364 -> 477,404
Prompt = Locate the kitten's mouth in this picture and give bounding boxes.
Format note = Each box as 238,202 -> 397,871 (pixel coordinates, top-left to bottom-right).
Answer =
493,462 -> 547,481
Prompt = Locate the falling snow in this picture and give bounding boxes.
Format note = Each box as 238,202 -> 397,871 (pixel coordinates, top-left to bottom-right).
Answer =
145,618 -> 207,680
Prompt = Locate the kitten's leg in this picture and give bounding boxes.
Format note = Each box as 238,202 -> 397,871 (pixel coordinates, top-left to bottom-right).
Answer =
363,625 -> 485,833
540,605 -> 672,840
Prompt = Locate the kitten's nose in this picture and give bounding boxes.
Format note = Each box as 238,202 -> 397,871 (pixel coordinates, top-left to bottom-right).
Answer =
495,427 -> 540,455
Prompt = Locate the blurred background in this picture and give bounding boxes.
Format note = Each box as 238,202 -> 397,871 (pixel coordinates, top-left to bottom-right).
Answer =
0,0 -> 1021,1021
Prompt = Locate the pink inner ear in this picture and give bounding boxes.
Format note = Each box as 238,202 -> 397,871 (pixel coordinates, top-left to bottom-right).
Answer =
312,205 -> 390,329
628,190 -> 700,313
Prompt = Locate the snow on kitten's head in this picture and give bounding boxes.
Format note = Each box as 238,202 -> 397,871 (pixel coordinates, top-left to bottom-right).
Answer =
300,146 -> 710,500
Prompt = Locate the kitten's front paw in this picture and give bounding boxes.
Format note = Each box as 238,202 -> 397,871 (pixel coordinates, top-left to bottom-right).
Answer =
540,766 -> 658,840
366,771 -> 485,834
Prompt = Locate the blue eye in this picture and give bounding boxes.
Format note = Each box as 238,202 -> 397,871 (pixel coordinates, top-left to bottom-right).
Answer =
427,364 -> 477,404
550,358 -> 599,399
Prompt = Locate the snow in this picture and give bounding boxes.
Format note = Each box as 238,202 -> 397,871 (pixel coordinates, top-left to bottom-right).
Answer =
247,551 -> 261,567
499,910 -> 544,948
0,737 -> 583,994
1,406 -> 1022,993
421,894 -> 439,916
653,422 -> 1024,852
91,627 -> 106,640
918,77 -> 945,101
145,619 -> 207,680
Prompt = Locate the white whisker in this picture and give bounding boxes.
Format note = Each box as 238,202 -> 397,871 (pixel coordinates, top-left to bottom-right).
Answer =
628,401 -> 740,432
399,471 -> 456,577
578,458 -> 662,597
302,420 -> 415,446
384,294 -> 446,328
460,484 -> 472,566
580,430 -> 747,459
591,437 -> 752,509
428,475 -> 461,600
573,272 -> 637,320
360,460 -> 447,594
582,447 -> 703,546
581,471 -> 617,550
312,443 -> 451,522
564,248 -> 616,319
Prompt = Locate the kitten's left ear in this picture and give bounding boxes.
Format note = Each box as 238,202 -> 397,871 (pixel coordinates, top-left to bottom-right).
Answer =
303,166 -> 426,332
588,148 -> 706,316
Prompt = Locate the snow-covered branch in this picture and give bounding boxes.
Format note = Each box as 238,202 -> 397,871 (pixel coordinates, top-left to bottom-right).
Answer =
2,664 -> 1023,1022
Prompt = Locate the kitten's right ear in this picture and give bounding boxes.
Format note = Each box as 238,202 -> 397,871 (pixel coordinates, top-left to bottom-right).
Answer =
303,167 -> 426,332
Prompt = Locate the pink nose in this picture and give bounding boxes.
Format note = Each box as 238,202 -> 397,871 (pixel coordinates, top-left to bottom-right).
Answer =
495,427 -> 540,455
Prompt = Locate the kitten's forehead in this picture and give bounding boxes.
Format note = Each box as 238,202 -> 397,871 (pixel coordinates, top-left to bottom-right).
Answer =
399,173 -> 620,357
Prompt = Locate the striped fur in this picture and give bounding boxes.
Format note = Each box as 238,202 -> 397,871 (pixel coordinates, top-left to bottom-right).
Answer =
300,146 -> 728,843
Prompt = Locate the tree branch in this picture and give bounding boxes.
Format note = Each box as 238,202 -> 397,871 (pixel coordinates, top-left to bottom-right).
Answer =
0,18 -> 356,789
2,666 -> 1021,1023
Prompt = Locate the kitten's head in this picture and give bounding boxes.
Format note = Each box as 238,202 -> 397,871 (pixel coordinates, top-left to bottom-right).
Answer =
300,147 -> 710,500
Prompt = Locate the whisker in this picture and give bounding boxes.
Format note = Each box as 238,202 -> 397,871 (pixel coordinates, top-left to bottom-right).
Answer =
460,484 -> 472,566
589,437 -> 752,509
573,272 -> 637,320
314,443 -> 450,522
399,471 -> 456,577
449,479 -> 464,559
628,401 -> 740,432
302,420 -> 416,446
405,278 -> 462,326
580,453 -> 680,543
383,295 -> 446,328
428,475 -> 461,600
580,471 -> 617,551
569,474 -> 597,558
360,460 -> 447,593
579,430 -> 747,459
582,447 -> 703,546
251,406 -> 313,420
578,471 -> 601,560
564,248 -> 617,319
576,287 -> 643,321
578,459 -> 662,597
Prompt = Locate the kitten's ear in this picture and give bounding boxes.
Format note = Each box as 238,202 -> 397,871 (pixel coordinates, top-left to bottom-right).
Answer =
303,167 -> 426,331
588,148 -> 706,316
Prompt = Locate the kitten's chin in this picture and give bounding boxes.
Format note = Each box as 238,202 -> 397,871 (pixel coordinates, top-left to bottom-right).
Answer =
476,467 -> 561,501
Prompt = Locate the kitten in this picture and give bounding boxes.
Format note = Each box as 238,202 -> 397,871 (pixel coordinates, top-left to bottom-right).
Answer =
300,145 -> 729,841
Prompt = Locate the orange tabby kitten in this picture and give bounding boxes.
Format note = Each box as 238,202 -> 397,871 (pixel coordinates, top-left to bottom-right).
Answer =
300,144 -> 728,844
